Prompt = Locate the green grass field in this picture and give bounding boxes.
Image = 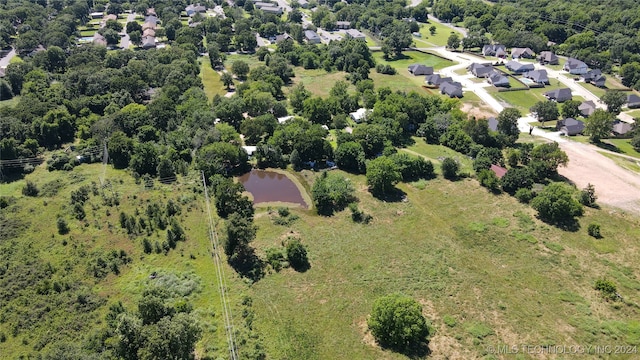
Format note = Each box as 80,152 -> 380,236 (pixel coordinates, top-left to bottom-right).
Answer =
246,164 -> 640,359
602,138 -> 640,159
622,109 -> 640,119
0,164 -> 239,359
200,57 -> 227,101
416,21 -> 461,47
224,53 -> 263,70
370,50 -> 454,90
289,69 -> 354,97
492,82 -> 565,114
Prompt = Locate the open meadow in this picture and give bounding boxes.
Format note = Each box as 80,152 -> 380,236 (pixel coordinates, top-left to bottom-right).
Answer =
246,161 -> 640,359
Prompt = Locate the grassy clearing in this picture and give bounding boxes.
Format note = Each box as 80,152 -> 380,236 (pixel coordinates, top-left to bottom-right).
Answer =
416,21 -> 460,47
405,136 -> 474,175
600,152 -> 640,174
200,57 -> 227,101
79,29 -> 97,37
289,69 -> 352,97
224,53 -> 263,71
247,164 -> 640,359
492,82 -> 565,114
370,51 -> 454,90
369,71 -> 431,94
601,139 -> 640,159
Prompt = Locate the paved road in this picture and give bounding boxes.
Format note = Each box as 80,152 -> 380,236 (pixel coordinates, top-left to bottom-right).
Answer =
0,48 -> 16,68
539,64 -> 606,110
120,12 -> 137,49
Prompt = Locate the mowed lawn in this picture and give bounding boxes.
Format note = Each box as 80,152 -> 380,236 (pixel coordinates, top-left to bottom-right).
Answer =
492,81 -> 566,114
289,68 -> 354,97
416,20 -> 461,47
371,50 -> 454,89
247,166 -> 640,359
200,56 -> 227,101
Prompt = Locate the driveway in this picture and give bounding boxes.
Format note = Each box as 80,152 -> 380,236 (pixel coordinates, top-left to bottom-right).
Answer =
0,48 -> 16,68
120,12 -> 137,49
538,64 -> 606,110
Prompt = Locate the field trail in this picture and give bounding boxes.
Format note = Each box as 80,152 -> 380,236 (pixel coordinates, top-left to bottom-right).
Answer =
557,141 -> 640,214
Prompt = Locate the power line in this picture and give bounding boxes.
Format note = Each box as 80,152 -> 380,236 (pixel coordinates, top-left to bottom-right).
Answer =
201,171 -> 238,360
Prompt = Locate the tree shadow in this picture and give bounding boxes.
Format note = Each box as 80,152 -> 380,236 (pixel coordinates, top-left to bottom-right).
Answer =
538,216 -> 581,232
228,248 -> 265,282
290,259 -> 310,273
381,341 -> 431,359
593,141 -> 622,153
371,187 -> 407,202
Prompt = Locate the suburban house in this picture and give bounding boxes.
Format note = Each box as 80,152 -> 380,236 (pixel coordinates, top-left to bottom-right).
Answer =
511,47 -> 535,59
142,21 -> 156,31
146,8 -> 157,16
490,164 -> 508,178
612,121 -> 633,136
563,58 -> 588,75
467,63 -> 493,78
344,29 -> 366,41
145,15 -> 159,24
336,21 -> 351,29
275,33 -> 292,43
143,28 -> 156,37
523,69 -> 550,85
440,81 -> 463,98
488,117 -> 498,131
408,64 -> 433,76
505,60 -> 535,73
578,100 -> 597,117
537,51 -> 559,65
627,94 -> 640,109
260,6 -> 283,14
544,88 -> 572,102
92,33 -> 107,46
297,0 -> 309,8
349,108 -> 370,123
581,69 -> 606,87
557,118 -> 585,135
488,70 -> 510,87
304,30 -> 321,44
101,14 -> 117,28
425,74 -> 452,87
142,36 -> 156,49
90,12 -> 104,19
185,4 -> 206,16
482,44 -> 506,58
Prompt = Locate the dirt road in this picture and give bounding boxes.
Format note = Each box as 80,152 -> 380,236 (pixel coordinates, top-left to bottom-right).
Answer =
558,142 -> 640,213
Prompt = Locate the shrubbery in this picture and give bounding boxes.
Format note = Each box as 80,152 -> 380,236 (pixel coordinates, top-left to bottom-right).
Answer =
588,223 -> 601,238
312,172 -> 356,215
368,293 -> 430,352
441,157 -> 459,180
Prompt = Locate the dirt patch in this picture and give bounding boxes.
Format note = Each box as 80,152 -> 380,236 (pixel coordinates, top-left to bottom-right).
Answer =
358,318 -> 379,348
557,142 -> 640,214
428,335 -> 475,360
461,102 -> 499,119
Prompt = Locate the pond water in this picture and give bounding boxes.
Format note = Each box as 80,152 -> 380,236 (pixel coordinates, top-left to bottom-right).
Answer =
238,169 -> 307,208
78,36 -> 94,42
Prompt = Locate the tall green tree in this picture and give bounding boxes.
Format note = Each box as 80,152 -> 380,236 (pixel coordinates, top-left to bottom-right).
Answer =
366,156 -> 401,195
530,101 -> 559,125
497,108 -> 521,145
585,109 -> 614,143
368,293 -> 430,352
601,91 -> 626,115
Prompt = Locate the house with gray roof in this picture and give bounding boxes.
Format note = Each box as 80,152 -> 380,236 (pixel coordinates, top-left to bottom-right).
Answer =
467,63 -> 493,78
344,29 -> 366,41
581,69 -> 606,87
488,71 -> 510,87
511,47 -> 535,59
304,30 -> 321,44
544,88 -> 572,102
612,121 -> 633,136
408,64 -> 433,76
440,81 -> 463,98
537,51 -> 559,65
482,44 -> 506,58
578,100 -> 597,117
557,118 -> 585,136
141,36 -> 156,49
523,69 -> 550,85
563,58 -> 588,75
425,74 -> 452,87
505,60 -> 534,73
298,0 -> 309,8
627,94 -> 640,109
336,21 -> 351,29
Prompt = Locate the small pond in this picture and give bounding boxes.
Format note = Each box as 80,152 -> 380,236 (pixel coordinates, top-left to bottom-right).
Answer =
78,36 -> 94,42
238,169 -> 308,208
